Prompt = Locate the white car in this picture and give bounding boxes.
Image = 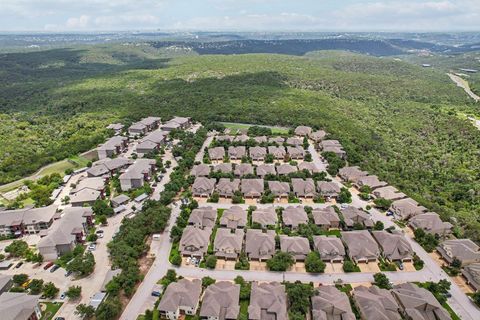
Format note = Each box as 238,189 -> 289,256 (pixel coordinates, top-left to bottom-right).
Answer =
87,243 -> 96,251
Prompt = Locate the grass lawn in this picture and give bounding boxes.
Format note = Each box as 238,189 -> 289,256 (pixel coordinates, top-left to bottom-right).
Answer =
40,302 -> 63,320
318,229 -> 341,237
220,122 -> 290,135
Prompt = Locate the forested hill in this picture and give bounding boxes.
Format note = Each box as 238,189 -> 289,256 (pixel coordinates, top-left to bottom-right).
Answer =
0,45 -> 479,242
151,39 -> 404,56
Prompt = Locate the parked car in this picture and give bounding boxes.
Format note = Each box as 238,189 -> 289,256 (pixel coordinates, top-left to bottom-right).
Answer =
96,230 -> 104,238
44,261 -> 54,270
65,270 -> 73,277
55,318 -> 66,320
50,264 -> 60,273
151,290 -> 161,297
60,292 -> 66,300
15,262 -> 23,268
87,243 -> 96,251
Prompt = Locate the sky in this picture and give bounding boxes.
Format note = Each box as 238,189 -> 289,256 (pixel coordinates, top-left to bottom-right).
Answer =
0,0 -> 479,32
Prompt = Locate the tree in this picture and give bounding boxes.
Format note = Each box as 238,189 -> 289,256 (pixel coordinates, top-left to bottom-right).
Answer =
338,188 -> 352,203
234,276 -> 251,300
66,251 -> 95,276
75,304 -> 95,319
305,252 -> 326,273
205,255 -> 217,269
93,200 -> 114,217
5,240 -> 29,257
95,296 -> 122,320
267,251 -> 294,271
472,291 -> 480,307
28,279 -> 44,295
202,276 -> 216,288
343,260 -> 357,273
373,273 -> 391,289
66,286 -> 82,300
170,253 -> 182,266
43,282 -> 59,299
451,258 -> 462,269
96,215 -> 107,225
373,198 -> 393,210
207,192 -> 219,203
286,281 -> 314,315
12,274 -> 29,286
161,269 -> 177,287
373,221 -> 384,231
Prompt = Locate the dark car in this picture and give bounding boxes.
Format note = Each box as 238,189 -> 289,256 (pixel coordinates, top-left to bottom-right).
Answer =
44,261 -> 54,270
15,262 -> 23,268
50,264 -> 60,273
55,317 -> 66,320
151,290 -> 161,297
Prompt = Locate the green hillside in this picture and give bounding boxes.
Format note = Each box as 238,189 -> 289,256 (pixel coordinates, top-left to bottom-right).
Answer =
0,45 -> 479,240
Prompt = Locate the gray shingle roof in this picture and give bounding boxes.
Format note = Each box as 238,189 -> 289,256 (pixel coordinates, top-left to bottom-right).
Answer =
191,164 -> 211,177
214,228 -> 244,259
248,282 -> 288,320
341,230 -> 380,262
220,206 -> 247,229
437,239 -> 480,266
256,164 -> 276,177
200,282 -> 240,319
313,236 -> 345,261
294,126 -> 312,136
353,285 -> 401,320
268,181 -> 290,197
291,178 -> 316,197
372,186 -> 406,201
188,207 -> 217,229
252,207 -> 277,227
341,206 -> 374,228
249,146 -> 267,160
216,178 -> 241,197
179,226 -> 212,257
312,207 -> 340,228
234,163 -> 254,176
312,286 -> 355,320
192,177 -> 216,197
0,292 -> 41,320
209,147 -> 226,160
276,163 -> 297,175
241,179 -> 264,197
389,198 -> 427,220
279,235 -> 311,260
246,229 -> 276,260
282,206 -> 308,229
408,213 -> 452,236
157,279 -> 202,313
372,231 -> 413,261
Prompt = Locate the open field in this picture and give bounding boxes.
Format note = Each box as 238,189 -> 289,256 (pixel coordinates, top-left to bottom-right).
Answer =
220,121 -> 290,134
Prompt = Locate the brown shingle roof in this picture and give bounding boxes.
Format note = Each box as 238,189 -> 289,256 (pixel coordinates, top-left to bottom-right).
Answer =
188,207 -> 217,229
216,178 -> 241,198
192,177 -> 216,197
248,282 -> 288,320
179,226 -> 212,257
200,282 -> 240,319
291,178 -> 316,197
312,286 -> 355,320
252,207 -> 277,227
246,229 -> 276,260
282,206 -> 308,229
313,236 -> 345,262
157,279 -> 202,313
341,230 -> 380,262
214,228 -> 244,259
279,235 -> 311,261
312,207 -> 340,228
268,181 -> 291,197
256,164 -> 276,177
249,146 -> 267,160
353,286 -> 401,320
220,206 -> 247,229
234,163 -> 254,177
241,179 -> 264,198
372,231 -> 413,261
408,213 -> 452,236
209,147 -> 226,160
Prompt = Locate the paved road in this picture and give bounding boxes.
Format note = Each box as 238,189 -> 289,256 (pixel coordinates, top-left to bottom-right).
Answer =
121,138 -> 480,320
448,73 -> 480,102
195,135 -> 213,162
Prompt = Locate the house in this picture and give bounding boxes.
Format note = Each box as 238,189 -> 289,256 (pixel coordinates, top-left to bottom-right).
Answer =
341,230 -> 380,263
245,229 -> 276,261
71,177 -> 105,205
317,181 -> 341,200
140,116 -> 162,130
286,137 -> 303,146
97,136 -> 128,159
298,162 -> 319,173
0,292 -> 42,320
254,136 -> 267,144
220,206 -> 247,229
200,282 -> 240,320
389,198 -> 427,220
179,226 -> 212,258
268,146 -> 286,160
437,239 -> 480,266
251,207 -> 277,228
341,206 -> 374,229
213,163 -> 233,174
234,134 -> 249,143
216,135 -> 234,142
355,175 -> 388,190
157,279 -> 202,320
462,263 -> 480,291
255,164 -> 276,177
372,186 -> 406,201
409,213 -> 452,236
88,157 -> 131,177
249,146 -> 267,161
312,207 -> 340,229
119,158 -> 156,191
372,231 -> 413,262
0,205 -> 58,237
282,206 -> 308,229
287,146 -> 305,159
291,178 -> 316,198
161,120 -> 181,132
228,146 -> 246,160
268,181 -> 290,198
294,126 -> 312,136
107,123 -> 124,135
234,163 -> 254,177
320,140 -> 342,149
170,116 -> 191,129
214,228 -> 244,259
110,194 -> 130,208
353,286 -> 401,320
216,178 -> 241,198
191,164 -> 211,177
136,140 -> 158,155
37,207 -> 92,261
241,179 -> 264,198
279,235 -> 311,261
209,147 -> 226,161
248,282 -> 288,320
311,286 -> 355,320
188,207 -> 217,229
268,137 -> 285,144
391,283 -> 450,320
128,122 -> 147,136
192,177 -> 216,198
338,166 -> 368,183
276,164 -> 297,176
309,130 -> 326,142
0,275 -> 13,294
313,236 -> 345,262
322,145 -> 346,159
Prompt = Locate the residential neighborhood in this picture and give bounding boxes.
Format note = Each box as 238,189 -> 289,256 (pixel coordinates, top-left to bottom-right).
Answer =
1,121 -> 479,320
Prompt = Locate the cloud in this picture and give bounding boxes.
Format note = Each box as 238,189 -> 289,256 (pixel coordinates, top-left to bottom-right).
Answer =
66,15 -> 91,29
